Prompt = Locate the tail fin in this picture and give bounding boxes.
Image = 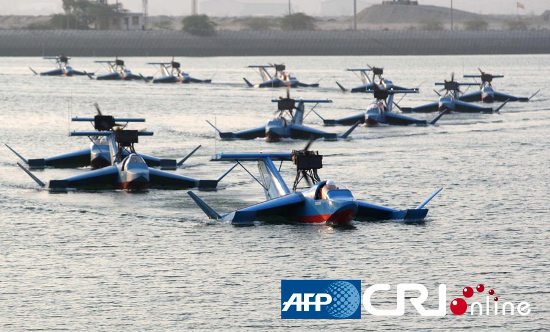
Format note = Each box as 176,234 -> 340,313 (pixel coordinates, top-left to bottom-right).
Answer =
311,109 -> 326,121
139,73 -> 151,83
297,82 -> 320,88
177,145 -> 202,167
494,99 -> 509,113
83,71 -> 94,79
416,188 -> 443,209
392,101 -> 403,112
5,144 -> 28,164
196,163 -> 238,191
340,121 -> 361,139
17,162 -> 46,188
29,67 -> 38,75
217,163 -> 238,183
310,109 -> 337,126
206,120 -> 222,134
429,109 -> 449,125
336,81 -> 347,92
528,89 -> 540,101
187,191 -> 221,220
243,77 -> 254,87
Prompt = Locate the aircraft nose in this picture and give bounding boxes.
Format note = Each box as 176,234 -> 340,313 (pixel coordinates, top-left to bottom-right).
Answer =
265,128 -> 282,142
327,201 -> 358,226
121,174 -> 149,191
121,169 -> 150,191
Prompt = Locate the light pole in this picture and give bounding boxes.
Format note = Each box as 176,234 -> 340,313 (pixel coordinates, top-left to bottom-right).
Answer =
288,0 -> 292,15
353,0 -> 357,30
450,0 -> 454,31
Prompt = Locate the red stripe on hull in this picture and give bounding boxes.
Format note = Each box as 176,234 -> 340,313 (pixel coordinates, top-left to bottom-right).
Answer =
298,208 -> 356,226
327,208 -> 356,225
298,214 -> 332,224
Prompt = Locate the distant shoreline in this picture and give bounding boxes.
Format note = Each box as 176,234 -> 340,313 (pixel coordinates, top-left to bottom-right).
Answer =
1,30 -> 549,56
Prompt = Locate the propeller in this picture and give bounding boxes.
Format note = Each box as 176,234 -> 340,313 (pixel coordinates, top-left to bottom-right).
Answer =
303,138 -> 317,152
94,103 -> 103,116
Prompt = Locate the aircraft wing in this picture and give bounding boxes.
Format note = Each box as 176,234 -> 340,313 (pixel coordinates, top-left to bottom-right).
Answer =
350,83 -> 376,93
39,149 -> 92,168
322,113 -> 365,126
400,102 -> 439,113
138,153 -> 177,170
40,69 -> 64,76
258,79 -> 283,88
48,166 -> 119,190
355,200 -> 428,222
289,125 -> 337,140
230,193 -> 306,225
148,164 -> 236,190
5,144 -> 91,168
206,121 -> 266,140
225,126 -> 266,140
391,84 -> 417,91
454,100 -> 494,113
148,168 -> 202,190
356,188 -> 442,221
295,81 -> 320,88
492,91 -> 525,102
459,91 -> 482,102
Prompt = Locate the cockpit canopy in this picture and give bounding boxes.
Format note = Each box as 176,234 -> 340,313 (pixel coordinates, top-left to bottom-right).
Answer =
121,154 -> 147,171
367,102 -> 384,115
302,180 -> 353,201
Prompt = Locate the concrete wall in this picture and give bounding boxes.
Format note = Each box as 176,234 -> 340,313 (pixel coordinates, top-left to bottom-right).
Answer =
0,30 -> 549,56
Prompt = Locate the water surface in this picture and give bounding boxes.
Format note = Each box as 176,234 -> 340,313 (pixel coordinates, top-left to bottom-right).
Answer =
0,55 -> 548,331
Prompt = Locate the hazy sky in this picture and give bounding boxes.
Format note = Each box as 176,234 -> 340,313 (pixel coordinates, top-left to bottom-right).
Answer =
0,0 -> 547,16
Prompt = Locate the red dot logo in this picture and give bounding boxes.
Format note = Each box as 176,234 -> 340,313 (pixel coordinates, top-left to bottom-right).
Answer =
488,289 -> 495,295
476,284 -> 485,293
450,298 -> 468,315
462,286 -> 474,298
494,296 -> 499,301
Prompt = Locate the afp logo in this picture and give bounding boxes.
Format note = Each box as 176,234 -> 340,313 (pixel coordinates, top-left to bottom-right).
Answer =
281,280 -> 361,319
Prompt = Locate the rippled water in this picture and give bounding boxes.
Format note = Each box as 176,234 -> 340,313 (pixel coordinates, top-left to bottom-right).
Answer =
0,55 -> 548,331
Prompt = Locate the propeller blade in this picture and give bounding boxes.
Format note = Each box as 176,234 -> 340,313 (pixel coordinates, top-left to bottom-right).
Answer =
451,72 -> 455,82
303,138 -> 316,152
94,103 -> 102,116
